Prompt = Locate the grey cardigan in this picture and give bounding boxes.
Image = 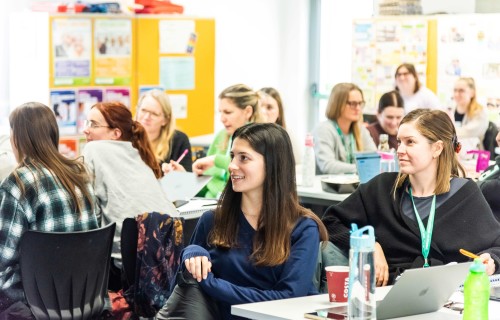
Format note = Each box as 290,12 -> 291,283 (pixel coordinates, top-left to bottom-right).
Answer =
313,120 -> 376,174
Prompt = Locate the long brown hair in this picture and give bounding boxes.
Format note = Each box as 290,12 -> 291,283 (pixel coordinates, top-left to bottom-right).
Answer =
92,102 -> 162,178
209,123 -> 328,266
325,83 -> 364,150
393,109 -> 466,196
395,63 -> 421,93
9,102 -> 94,214
136,89 -> 176,161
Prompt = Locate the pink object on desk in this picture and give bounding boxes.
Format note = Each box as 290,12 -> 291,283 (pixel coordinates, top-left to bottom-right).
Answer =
467,150 -> 491,172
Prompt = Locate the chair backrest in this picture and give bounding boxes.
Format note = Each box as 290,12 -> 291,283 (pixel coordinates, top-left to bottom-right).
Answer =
121,212 -> 184,317
121,217 -> 138,289
483,121 -> 499,160
19,223 -> 116,320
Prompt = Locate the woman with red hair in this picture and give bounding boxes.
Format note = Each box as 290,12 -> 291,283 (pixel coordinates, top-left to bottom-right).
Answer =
82,102 -> 177,290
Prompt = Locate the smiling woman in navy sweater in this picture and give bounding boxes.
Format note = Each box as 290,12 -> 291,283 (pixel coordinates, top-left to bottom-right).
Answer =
171,123 -> 327,319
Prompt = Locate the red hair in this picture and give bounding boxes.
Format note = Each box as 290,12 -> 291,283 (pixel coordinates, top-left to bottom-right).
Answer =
92,102 -> 162,178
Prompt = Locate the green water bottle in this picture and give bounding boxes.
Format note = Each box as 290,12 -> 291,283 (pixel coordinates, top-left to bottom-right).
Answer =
463,258 -> 490,320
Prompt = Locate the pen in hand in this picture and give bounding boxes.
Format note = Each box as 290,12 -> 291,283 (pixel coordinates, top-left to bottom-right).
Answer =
176,148 -> 189,163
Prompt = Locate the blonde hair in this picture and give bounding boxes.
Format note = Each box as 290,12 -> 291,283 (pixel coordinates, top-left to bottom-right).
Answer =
217,84 -> 262,149
456,77 -> 484,118
137,89 -> 176,162
325,83 -> 364,151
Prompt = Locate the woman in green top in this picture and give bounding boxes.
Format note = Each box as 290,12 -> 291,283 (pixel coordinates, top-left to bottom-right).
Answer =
193,84 -> 261,198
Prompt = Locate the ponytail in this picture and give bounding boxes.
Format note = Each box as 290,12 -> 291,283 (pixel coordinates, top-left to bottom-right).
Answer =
92,102 -> 162,179
131,121 -> 162,178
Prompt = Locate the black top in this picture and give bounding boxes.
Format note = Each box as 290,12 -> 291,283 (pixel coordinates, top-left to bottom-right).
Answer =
322,172 -> 500,283
454,110 -> 465,123
161,130 -> 193,172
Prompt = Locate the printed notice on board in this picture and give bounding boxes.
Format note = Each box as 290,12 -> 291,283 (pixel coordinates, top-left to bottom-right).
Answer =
105,87 -> 130,108
52,19 -> 92,86
159,57 -> 195,90
159,20 -> 195,54
77,89 -> 103,133
50,90 -> 77,135
94,19 -> 132,85
169,94 -> 188,119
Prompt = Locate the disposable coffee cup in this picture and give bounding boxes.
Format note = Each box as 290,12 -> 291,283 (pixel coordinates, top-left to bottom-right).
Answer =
325,266 -> 349,303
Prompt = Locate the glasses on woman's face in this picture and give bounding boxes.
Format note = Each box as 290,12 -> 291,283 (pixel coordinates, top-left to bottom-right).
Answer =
84,120 -> 110,129
396,71 -> 411,78
346,100 -> 365,109
138,107 -> 162,119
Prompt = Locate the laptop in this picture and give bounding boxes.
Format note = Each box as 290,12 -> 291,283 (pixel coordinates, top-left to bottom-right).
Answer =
160,171 -> 213,207
306,262 -> 471,320
354,151 -> 380,183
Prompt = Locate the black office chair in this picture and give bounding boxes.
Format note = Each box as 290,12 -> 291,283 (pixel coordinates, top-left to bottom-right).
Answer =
19,223 -> 116,320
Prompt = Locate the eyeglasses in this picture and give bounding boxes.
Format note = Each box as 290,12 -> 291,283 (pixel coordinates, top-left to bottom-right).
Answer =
84,120 -> 110,129
346,101 -> 365,109
138,108 -> 162,119
443,301 -> 464,314
396,71 -> 411,78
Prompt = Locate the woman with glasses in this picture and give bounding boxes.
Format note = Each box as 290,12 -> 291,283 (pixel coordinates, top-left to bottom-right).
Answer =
82,101 -> 177,291
394,63 -> 441,114
323,109 -> 500,287
192,84 -> 262,198
451,77 -> 488,141
0,102 -> 98,313
313,82 -> 376,174
367,90 -> 405,150
136,89 -> 192,172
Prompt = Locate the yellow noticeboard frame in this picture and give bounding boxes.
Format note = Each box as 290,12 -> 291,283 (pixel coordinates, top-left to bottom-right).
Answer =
48,14 -> 215,138
136,16 -> 215,137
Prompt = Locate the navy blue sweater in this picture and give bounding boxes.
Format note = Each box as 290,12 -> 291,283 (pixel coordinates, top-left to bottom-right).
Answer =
182,210 -> 321,320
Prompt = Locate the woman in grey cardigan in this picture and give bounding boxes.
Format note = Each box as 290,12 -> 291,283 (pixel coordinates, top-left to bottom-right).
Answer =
313,83 -> 376,174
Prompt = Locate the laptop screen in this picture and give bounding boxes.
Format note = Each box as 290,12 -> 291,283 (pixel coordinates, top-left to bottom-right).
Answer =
354,152 -> 381,184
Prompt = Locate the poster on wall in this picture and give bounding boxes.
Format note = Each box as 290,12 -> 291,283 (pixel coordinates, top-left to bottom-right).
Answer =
105,87 -> 130,108
437,15 -> 500,126
77,88 -> 103,133
352,21 -> 376,112
52,18 -> 92,86
94,19 -> 132,85
50,89 -> 77,135
159,20 -> 196,54
159,57 -> 195,90
352,18 -> 428,114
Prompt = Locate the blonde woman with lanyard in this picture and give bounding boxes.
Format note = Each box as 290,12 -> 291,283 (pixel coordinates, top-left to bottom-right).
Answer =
322,109 -> 500,286
313,83 -> 376,174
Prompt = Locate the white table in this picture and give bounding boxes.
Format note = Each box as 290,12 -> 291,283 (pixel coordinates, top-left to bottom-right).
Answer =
297,175 -> 350,207
232,289 -> 500,320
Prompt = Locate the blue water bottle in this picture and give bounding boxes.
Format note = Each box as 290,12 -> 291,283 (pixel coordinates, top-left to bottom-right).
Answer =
348,224 -> 376,319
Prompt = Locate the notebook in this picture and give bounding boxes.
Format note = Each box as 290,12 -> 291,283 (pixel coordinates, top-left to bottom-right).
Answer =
160,171 -> 213,205
306,262 -> 471,320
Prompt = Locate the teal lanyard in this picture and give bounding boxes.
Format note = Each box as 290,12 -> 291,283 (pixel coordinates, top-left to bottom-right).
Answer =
409,187 -> 436,268
332,120 -> 355,164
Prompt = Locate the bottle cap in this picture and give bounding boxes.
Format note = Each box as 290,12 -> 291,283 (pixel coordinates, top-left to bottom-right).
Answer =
469,258 -> 486,273
350,225 -> 375,249
305,133 -> 314,147
378,151 -> 394,160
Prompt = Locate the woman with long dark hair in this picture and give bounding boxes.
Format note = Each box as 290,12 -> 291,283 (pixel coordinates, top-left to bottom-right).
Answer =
0,102 -> 98,312
160,123 -> 328,320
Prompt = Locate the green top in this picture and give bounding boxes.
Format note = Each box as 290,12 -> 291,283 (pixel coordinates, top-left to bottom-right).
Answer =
198,129 -> 231,198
